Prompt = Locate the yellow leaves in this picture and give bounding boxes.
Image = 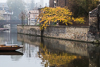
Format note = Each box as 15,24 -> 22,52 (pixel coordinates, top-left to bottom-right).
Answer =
37,7 -> 85,30
73,17 -> 85,24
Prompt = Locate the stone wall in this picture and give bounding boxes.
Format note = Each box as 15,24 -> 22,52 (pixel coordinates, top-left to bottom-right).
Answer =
17,25 -> 90,42
17,25 -> 41,36
44,26 -> 89,41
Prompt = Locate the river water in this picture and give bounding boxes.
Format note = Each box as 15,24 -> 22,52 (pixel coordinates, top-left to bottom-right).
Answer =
0,31 -> 99,67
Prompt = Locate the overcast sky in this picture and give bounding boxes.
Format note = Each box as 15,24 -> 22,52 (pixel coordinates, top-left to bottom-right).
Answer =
0,0 -> 49,6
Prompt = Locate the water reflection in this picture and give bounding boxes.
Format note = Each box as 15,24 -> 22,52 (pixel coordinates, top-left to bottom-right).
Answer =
0,32 -> 43,67
39,44 -> 89,67
0,43 -> 43,67
17,34 -> 100,67
0,32 -> 21,44
0,32 -> 100,67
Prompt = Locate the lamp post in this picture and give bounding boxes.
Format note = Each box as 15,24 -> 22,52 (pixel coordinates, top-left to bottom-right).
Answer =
54,0 -> 56,8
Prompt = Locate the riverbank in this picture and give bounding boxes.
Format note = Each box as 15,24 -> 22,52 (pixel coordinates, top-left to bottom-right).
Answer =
17,25 -> 97,43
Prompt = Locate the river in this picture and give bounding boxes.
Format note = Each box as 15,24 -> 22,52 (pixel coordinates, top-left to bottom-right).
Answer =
0,31 -> 99,67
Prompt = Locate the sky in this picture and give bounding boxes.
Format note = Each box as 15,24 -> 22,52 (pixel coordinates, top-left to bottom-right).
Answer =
0,0 -> 49,6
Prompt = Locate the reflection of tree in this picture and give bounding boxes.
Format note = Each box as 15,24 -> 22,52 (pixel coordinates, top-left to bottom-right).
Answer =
68,58 -> 89,67
39,43 -> 82,67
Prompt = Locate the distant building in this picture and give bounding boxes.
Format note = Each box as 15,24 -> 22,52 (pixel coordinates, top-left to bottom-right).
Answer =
28,9 -> 39,25
0,3 -> 13,20
3,12 -> 13,20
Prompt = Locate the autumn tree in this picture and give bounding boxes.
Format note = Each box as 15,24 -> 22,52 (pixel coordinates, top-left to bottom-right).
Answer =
37,7 -> 85,29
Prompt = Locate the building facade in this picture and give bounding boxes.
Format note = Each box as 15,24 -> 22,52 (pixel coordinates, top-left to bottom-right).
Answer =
28,9 -> 39,25
49,0 -> 68,7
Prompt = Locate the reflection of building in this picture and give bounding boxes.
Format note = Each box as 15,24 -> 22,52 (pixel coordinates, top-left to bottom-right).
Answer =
28,9 -> 39,25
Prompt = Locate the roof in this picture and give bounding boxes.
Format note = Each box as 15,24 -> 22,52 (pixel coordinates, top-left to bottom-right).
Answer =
89,8 -> 97,17
29,10 -> 39,14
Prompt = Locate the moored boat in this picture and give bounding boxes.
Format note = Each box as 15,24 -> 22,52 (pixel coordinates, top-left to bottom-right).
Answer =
0,45 -> 23,51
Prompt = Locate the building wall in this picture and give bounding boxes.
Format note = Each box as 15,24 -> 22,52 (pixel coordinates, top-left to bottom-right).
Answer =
28,9 -> 39,25
49,0 -> 68,7
89,8 -> 98,32
57,0 -> 66,7
3,14 -> 11,20
17,25 -> 92,42
49,0 -> 54,7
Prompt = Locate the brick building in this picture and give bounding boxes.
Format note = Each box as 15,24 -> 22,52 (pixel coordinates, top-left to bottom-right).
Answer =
49,0 -> 68,7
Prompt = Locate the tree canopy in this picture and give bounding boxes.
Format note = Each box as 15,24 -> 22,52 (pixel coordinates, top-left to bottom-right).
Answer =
68,0 -> 99,17
37,7 -> 85,29
7,0 -> 25,20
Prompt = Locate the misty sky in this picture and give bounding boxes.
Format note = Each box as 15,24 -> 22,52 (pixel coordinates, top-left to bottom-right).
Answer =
0,0 -> 49,6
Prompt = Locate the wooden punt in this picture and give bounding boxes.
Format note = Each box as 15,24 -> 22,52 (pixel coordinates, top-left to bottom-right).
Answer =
0,45 -> 23,51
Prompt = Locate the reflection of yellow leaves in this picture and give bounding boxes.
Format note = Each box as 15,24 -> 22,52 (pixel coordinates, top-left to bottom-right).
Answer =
39,43 -> 82,66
